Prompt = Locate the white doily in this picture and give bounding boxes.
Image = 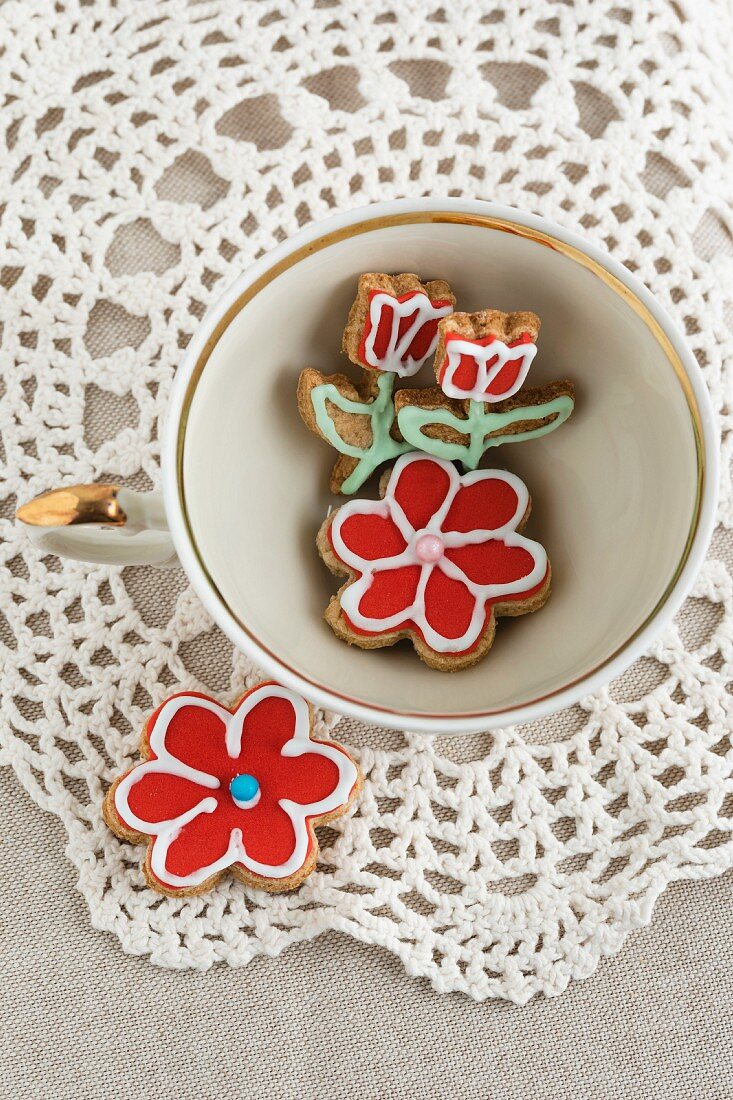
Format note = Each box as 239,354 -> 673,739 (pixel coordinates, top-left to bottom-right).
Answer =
1,0 -> 732,1004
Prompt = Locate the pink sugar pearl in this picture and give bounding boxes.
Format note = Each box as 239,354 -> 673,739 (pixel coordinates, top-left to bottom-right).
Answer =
415,533 -> 444,563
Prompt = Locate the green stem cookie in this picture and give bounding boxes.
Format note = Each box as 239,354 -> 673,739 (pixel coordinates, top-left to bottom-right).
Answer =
397,394 -> 574,470
310,372 -> 411,494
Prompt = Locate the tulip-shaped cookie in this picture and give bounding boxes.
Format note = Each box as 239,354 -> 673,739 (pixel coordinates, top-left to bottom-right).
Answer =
395,309 -> 574,470
297,273 -> 455,493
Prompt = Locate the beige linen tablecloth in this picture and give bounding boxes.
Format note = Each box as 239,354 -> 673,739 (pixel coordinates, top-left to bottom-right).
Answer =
2,767 -> 732,1098
1,0 -> 733,1092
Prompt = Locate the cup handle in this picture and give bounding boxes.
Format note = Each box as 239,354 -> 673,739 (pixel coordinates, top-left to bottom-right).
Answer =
15,484 -> 177,567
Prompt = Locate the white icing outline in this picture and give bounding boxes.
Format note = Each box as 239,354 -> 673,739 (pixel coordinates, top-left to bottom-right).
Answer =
363,291 -> 452,377
330,453 -> 547,654
114,686 -> 358,888
440,334 -> 537,402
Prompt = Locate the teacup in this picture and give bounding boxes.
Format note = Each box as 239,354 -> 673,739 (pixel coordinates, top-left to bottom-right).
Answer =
17,198 -> 718,734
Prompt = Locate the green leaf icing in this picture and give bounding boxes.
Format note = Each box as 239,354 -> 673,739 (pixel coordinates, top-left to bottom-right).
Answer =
397,394 -> 574,470
310,371 -> 411,494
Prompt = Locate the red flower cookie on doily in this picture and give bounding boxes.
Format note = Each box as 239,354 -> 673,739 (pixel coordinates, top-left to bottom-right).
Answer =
104,682 -> 362,896
318,453 -> 551,671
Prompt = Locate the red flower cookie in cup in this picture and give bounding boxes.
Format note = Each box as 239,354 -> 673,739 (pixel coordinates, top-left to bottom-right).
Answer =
103,682 -> 362,896
318,452 -> 551,672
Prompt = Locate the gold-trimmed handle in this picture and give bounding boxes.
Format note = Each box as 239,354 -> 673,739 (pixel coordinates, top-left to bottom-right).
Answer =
16,484 -> 176,568
16,484 -> 126,528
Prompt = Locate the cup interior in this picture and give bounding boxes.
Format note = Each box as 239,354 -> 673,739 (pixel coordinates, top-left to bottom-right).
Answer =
180,214 -> 699,723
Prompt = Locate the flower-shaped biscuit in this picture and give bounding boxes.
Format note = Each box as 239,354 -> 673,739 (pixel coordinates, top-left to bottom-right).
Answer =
104,683 -> 361,895
318,453 -> 551,671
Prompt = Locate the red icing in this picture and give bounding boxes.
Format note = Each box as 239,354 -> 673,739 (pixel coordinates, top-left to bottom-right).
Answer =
358,289 -> 452,371
127,772 -> 208,825
339,512 -> 407,560
158,702 -> 227,776
393,457 -> 451,529
339,571 -> 548,655
358,564 -> 421,618
329,457 -> 548,656
422,567 -> 475,640
438,331 -> 534,398
443,478 -> 522,533
115,685 -> 355,886
165,810 -> 240,879
445,541 -> 537,586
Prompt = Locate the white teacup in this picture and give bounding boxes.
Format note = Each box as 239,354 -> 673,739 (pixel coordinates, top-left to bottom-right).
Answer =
17,198 -> 718,734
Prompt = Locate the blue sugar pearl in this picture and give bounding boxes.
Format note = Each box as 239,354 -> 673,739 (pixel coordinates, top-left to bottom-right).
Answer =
229,773 -> 260,808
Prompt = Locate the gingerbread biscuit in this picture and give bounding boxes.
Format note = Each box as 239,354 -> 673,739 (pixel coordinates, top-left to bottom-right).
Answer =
297,273 -> 456,494
103,682 -> 362,896
395,306 -> 574,468
432,309 -> 540,401
297,366 -> 408,495
395,379 -> 576,456
342,272 -> 455,377
318,452 -> 551,672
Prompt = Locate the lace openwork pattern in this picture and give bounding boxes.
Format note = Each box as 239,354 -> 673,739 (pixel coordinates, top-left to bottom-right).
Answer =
1,0 -> 732,1002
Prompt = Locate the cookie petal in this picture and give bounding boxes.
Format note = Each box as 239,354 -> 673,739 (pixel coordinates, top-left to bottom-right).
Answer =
448,350 -> 480,393
355,565 -> 422,621
442,477 -> 522,535
152,803 -> 233,884
235,693 -> 342,805
445,539 -> 540,587
389,455 -> 453,530
123,769 -> 213,828
444,532 -> 549,610
422,566 -> 478,644
148,695 -> 231,779
484,350 -> 527,398
338,511 -> 407,561
239,799 -> 299,869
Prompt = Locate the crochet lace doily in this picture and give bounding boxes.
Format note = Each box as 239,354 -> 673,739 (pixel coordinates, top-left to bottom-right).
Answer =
1,0 -> 732,1004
